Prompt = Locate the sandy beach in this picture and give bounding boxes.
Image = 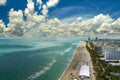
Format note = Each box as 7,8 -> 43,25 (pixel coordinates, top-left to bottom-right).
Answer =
60,42 -> 95,80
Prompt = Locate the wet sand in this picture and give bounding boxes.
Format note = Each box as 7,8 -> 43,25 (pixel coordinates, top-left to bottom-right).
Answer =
60,42 -> 95,80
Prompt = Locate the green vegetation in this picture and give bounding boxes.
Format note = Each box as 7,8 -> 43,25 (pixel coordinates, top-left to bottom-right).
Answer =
86,41 -> 120,80
110,66 -> 120,73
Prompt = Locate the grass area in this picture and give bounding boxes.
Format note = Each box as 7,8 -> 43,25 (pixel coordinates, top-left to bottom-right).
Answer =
86,41 -> 120,80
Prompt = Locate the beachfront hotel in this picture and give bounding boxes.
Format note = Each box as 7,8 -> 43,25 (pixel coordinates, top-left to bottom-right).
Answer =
103,47 -> 120,61
92,38 -> 120,62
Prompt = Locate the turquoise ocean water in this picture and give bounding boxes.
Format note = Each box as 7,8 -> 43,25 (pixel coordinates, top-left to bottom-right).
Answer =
0,37 -> 87,80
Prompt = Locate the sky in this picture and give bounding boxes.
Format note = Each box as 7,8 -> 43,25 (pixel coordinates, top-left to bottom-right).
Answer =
0,0 -> 120,37
1,0 -> 120,24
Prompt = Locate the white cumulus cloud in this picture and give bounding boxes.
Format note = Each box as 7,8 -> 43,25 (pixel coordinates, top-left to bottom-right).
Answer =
0,0 -> 61,36
8,8 -> 24,24
40,0 -> 59,16
0,20 -> 5,33
46,0 -> 59,8
37,0 -> 42,5
7,8 -> 25,36
24,14 -> 120,37
0,0 -> 6,6
27,0 -> 34,13
41,5 -> 48,16
24,0 -> 45,28
96,23 -> 111,33
36,0 -> 42,9
1,0 -> 120,37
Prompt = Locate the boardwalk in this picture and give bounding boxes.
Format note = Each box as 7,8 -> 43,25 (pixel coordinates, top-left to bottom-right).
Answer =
60,42 -> 95,80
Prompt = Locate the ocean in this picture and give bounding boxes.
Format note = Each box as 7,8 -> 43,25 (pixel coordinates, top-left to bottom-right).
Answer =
0,37 -> 87,80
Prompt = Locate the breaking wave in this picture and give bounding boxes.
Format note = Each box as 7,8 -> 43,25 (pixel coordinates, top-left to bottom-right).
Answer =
72,43 -> 77,46
28,59 -> 56,80
60,47 -> 72,55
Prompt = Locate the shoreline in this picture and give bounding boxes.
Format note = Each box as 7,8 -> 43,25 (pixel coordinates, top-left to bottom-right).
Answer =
59,41 -> 82,80
60,41 -> 95,80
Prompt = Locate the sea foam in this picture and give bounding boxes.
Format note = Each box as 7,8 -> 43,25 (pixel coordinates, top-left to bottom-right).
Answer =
28,59 -> 56,80
60,47 -> 72,55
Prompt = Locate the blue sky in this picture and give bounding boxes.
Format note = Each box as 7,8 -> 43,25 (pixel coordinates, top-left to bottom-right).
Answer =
0,0 -> 120,37
48,0 -> 120,20
0,0 -> 120,25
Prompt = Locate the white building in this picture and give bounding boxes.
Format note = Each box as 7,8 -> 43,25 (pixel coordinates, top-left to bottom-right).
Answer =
103,47 -> 120,61
105,52 -> 120,61
79,65 -> 90,79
